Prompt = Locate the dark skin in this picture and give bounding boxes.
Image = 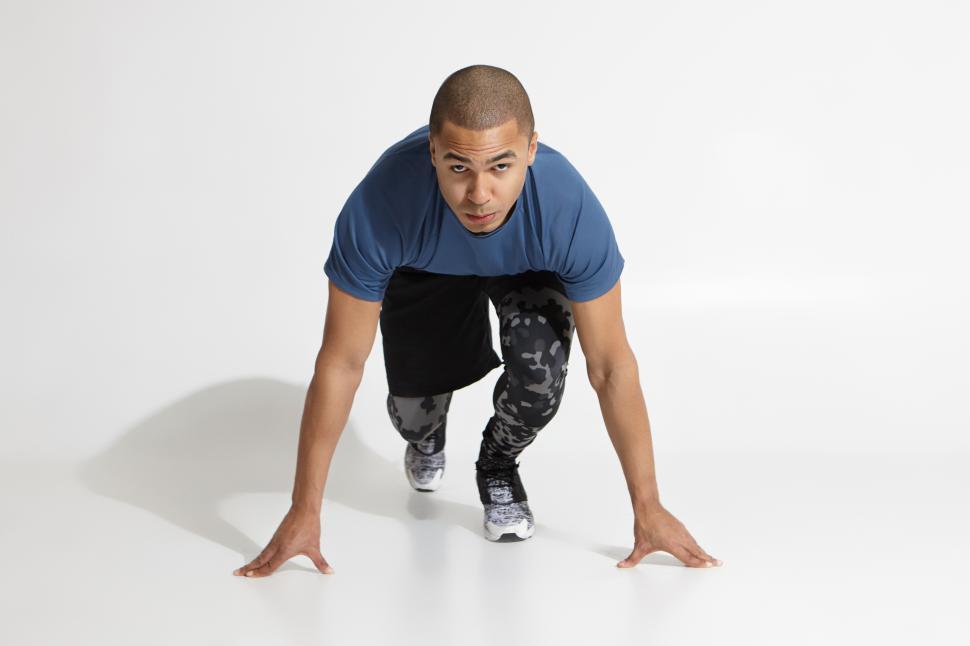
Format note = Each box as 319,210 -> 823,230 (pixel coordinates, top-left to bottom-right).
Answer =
233,119 -> 720,577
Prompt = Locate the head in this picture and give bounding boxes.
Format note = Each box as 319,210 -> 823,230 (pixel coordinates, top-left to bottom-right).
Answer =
428,65 -> 538,234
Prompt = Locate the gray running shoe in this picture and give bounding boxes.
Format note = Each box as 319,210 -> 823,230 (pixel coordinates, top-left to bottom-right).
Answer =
475,456 -> 535,541
404,425 -> 445,492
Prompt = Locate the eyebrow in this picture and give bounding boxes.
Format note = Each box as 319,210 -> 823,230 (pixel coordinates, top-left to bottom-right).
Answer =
443,150 -> 518,165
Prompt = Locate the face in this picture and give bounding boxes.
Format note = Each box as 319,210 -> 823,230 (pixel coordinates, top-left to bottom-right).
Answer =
429,118 -> 538,234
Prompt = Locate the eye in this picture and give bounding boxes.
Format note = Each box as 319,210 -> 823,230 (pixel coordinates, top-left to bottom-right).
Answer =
450,164 -> 466,173
494,163 -> 510,172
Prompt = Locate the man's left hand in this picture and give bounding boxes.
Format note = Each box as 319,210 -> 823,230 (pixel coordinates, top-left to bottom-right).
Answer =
617,503 -> 722,569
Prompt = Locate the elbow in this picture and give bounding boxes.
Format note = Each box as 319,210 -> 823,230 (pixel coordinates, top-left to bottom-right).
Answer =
314,346 -> 368,376
586,353 -> 639,393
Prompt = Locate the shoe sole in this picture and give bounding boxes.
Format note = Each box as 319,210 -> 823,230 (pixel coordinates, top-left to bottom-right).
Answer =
405,464 -> 444,492
483,518 -> 535,542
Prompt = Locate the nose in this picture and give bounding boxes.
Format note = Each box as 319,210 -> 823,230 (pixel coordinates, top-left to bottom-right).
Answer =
467,174 -> 490,206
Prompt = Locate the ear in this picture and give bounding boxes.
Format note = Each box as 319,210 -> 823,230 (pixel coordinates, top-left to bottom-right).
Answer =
528,131 -> 539,165
428,135 -> 437,167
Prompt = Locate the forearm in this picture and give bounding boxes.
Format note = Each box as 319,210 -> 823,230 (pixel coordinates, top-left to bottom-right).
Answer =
290,360 -> 365,516
591,360 -> 661,511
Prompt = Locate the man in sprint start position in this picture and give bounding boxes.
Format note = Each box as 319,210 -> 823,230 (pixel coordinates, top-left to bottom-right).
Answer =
235,65 -> 721,577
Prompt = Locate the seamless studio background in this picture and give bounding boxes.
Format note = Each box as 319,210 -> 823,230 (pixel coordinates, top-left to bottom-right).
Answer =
1,1 -> 967,645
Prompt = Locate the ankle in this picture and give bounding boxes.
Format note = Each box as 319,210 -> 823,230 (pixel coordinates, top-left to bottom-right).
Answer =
412,424 -> 445,455
476,450 -> 517,469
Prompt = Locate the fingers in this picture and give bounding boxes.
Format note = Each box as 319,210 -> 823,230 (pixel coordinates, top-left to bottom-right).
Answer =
233,547 -> 335,577
246,554 -> 284,578
674,522 -> 722,567
306,548 -> 335,575
670,544 -> 713,568
616,541 -> 723,569
616,543 -> 655,568
686,541 -> 722,567
234,549 -> 275,577
679,528 -> 721,566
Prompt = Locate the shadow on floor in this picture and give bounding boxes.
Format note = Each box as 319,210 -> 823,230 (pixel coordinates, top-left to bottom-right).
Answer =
75,377 -> 654,571
74,378 -> 483,573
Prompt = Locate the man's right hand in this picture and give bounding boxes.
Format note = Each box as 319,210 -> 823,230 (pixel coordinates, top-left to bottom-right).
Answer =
232,282 -> 379,579
233,507 -> 334,578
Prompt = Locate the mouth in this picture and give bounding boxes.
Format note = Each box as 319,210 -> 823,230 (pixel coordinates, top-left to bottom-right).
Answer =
465,211 -> 497,224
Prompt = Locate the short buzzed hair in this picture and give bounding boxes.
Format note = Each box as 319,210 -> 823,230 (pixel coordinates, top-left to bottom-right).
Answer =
429,65 -> 534,139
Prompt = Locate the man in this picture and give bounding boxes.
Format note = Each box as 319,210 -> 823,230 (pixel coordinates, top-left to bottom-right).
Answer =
234,65 -> 720,577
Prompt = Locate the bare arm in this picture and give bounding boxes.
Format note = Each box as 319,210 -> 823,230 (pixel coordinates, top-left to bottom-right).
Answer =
290,281 -> 383,514
571,279 -> 721,568
234,280 -> 381,577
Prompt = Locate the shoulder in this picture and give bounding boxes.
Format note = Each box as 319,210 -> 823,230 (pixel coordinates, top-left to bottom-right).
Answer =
344,125 -> 436,226
529,141 -> 594,218
529,141 -> 600,238
360,125 -> 433,195
531,141 -> 586,190
527,141 -> 623,302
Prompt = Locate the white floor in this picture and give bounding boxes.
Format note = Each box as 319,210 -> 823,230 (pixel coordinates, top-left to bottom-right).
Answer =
2,383 -> 967,645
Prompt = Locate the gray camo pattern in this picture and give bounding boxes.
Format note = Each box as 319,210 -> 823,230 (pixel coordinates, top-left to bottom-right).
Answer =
483,285 -> 574,462
388,284 -> 572,534
387,285 -> 573,463
386,392 -> 452,445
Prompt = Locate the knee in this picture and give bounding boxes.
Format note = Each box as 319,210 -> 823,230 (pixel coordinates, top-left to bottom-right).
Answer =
498,288 -> 574,374
386,392 -> 451,442
505,333 -> 568,393
503,309 -> 571,399
495,286 -> 575,428
496,349 -> 569,429
517,384 -> 566,428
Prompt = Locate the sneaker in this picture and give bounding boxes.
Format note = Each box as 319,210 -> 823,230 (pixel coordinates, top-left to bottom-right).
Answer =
404,424 -> 445,492
475,456 -> 535,541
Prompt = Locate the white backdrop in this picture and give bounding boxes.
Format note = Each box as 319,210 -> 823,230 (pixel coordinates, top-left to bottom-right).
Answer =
3,3 -> 969,645
2,0 -> 967,461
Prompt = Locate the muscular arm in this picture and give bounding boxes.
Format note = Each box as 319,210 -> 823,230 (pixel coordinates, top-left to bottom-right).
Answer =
571,279 -> 659,508
235,280 -> 381,578
571,279 -> 721,568
291,281 -> 383,514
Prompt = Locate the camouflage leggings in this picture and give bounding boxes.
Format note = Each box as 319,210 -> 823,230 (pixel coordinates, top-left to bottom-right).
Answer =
386,283 -> 574,462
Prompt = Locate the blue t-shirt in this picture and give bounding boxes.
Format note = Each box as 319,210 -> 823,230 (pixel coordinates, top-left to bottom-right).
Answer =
324,125 -> 624,302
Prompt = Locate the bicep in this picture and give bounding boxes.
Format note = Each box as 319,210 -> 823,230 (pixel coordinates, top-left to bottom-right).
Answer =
318,280 -> 383,370
570,279 -> 636,383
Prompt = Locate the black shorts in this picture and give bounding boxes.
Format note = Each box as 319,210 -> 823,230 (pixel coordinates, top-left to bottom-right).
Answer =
379,267 -> 567,397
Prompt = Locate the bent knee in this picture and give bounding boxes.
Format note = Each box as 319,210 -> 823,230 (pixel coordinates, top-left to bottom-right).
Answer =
504,328 -> 570,399
386,392 -> 451,441
496,368 -> 568,429
515,390 -> 565,428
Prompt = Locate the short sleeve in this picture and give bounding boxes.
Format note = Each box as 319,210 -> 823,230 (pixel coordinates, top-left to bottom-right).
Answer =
555,175 -> 625,302
323,169 -> 403,301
